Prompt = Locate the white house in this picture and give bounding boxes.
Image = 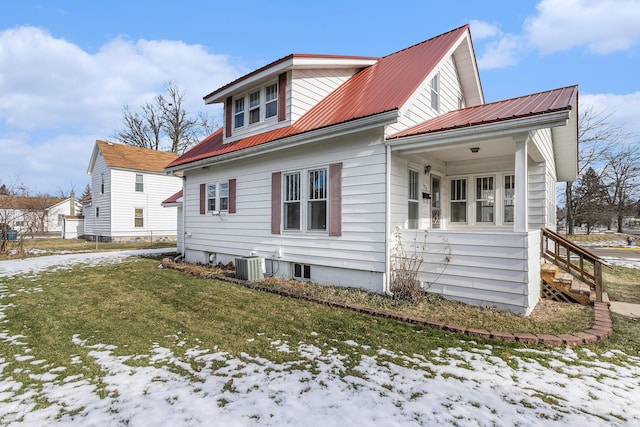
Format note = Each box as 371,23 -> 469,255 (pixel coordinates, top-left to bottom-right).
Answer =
162,189 -> 184,253
164,25 -> 578,314
0,193 -> 80,235
85,141 -> 182,242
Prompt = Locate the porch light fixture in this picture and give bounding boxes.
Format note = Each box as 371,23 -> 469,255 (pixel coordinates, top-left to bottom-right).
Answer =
470,147 -> 480,153
424,165 -> 432,174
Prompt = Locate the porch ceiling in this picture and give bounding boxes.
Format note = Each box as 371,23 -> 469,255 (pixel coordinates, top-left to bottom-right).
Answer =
395,135 -> 515,164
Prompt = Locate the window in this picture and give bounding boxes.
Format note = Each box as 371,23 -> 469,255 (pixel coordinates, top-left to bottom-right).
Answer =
15,220 -> 24,227
283,172 -> 301,230
504,175 -> 515,223
135,174 -> 143,192
57,214 -> 64,226
265,84 -> 278,118
282,168 -> 328,232
450,178 -> 467,223
249,90 -> 260,124
100,174 -> 105,194
234,98 -> 245,128
408,169 -> 419,229
307,168 -> 327,231
134,208 -> 144,227
96,207 -> 100,218
207,182 -> 229,212
431,74 -> 439,111
476,177 -> 495,223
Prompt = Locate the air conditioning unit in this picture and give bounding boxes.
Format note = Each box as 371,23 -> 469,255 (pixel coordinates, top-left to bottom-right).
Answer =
235,256 -> 264,281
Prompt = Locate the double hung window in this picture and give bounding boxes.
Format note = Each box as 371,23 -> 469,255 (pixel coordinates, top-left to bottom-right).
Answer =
135,174 -> 143,192
265,84 -> 278,119
504,175 -> 515,223
207,182 -> 229,212
134,208 -> 144,227
249,91 -> 260,124
475,176 -> 495,223
450,178 -> 467,223
234,98 -> 245,128
408,169 -> 419,229
283,168 -> 328,232
430,73 -> 439,111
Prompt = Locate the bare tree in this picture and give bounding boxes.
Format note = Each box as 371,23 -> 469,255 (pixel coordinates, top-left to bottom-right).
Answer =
565,106 -> 626,234
113,82 -> 215,154
602,144 -> 640,233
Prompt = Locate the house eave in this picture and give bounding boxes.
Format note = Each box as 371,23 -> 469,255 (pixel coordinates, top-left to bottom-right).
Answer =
205,55 -> 378,104
166,110 -> 399,172
386,109 -> 571,151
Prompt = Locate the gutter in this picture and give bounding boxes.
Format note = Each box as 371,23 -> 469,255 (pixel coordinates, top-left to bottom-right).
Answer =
166,110 -> 400,173
386,110 -> 571,151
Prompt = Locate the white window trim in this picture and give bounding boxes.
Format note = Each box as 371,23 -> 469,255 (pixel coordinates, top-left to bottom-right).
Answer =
408,168 -> 420,229
430,73 -> 439,112
135,173 -> 144,192
447,173 -> 516,228
233,81 -> 278,130
207,181 -> 229,214
475,175 -> 495,225
134,208 -> 144,228
282,166 -> 329,234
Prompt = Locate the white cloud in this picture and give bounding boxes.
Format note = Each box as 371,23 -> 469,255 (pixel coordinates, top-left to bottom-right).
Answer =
580,91 -> 640,136
525,0 -> 640,54
0,26 -> 241,194
476,32 -> 523,70
469,20 -> 501,40
0,26 -> 238,132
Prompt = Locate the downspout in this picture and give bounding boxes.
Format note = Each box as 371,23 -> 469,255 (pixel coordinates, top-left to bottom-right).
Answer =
181,176 -> 187,257
384,143 -> 392,294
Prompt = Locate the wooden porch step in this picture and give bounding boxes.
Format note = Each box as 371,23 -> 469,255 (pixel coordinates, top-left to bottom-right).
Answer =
570,278 -> 592,295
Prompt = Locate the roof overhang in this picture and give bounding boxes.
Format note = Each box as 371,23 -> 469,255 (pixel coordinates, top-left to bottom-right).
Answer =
166,110 -> 399,173
386,109 -> 572,152
205,54 -> 378,104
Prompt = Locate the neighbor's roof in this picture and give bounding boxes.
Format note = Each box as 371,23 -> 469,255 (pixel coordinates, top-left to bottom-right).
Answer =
162,189 -> 183,205
0,195 -> 65,210
97,140 -> 179,173
166,25 -> 470,169
388,85 -> 579,140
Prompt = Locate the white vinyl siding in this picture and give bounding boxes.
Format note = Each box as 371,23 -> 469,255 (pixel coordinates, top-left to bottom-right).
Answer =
387,56 -> 464,136
181,129 -> 387,285
289,68 -> 359,123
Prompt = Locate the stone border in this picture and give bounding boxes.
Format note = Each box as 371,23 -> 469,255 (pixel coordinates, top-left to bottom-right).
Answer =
162,259 -> 612,347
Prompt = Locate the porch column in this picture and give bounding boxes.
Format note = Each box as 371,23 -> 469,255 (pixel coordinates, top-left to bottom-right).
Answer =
514,134 -> 529,232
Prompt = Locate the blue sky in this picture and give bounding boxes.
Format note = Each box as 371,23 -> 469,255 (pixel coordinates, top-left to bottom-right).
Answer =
1,0 -> 639,195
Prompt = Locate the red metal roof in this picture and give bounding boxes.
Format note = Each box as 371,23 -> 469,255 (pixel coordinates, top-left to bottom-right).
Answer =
389,85 -> 578,139
167,25 -> 470,169
162,189 -> 183,204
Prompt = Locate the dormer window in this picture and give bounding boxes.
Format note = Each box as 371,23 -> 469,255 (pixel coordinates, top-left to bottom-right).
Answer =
230,82 -> 279,133
265,84 -> 278,118
234,98 -> 245,128
249,91 -> 261,124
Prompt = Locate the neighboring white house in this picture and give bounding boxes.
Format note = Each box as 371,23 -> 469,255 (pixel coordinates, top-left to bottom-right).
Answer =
164,25 -> 578,314
0,193 -> 80,235
85,140 -> 182,242
162,189 -> 184,254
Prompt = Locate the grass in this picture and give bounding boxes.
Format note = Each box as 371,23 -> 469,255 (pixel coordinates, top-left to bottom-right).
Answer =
0,237 -> 176,259
604,265 -> 640,304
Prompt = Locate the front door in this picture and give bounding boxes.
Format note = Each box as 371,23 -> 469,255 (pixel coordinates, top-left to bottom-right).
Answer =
431,175 -> 441,229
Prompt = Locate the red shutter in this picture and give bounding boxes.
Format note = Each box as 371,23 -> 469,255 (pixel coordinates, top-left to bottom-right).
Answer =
278,72 -> 287,122
199,183 -> 206,214
228,179 -> 236,214
225,96 -> 232,137
329,163 -> 342,236
271,172 -> 282,234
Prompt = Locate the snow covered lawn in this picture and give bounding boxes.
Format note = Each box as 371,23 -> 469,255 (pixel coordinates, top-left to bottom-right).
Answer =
1,250 -> 639,426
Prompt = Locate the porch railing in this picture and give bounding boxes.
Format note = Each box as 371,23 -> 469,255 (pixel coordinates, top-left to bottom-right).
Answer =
540,227 -> 607,303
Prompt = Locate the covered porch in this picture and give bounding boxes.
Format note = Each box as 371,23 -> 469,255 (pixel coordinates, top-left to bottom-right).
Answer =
384,86 -> 579,314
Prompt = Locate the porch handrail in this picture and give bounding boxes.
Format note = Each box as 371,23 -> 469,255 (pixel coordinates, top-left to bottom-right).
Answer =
540,228 -> 608,303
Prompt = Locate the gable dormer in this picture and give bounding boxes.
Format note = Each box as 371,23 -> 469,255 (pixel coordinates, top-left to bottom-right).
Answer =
203,54 -> 378,144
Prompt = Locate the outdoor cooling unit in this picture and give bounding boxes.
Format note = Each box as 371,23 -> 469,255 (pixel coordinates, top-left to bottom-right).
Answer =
235,256 -> 264,281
